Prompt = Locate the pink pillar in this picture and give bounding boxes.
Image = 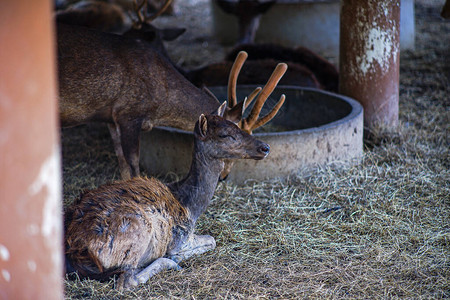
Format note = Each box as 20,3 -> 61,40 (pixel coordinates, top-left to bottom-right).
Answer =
0,1 -> 63,299
340,0 -> 400,128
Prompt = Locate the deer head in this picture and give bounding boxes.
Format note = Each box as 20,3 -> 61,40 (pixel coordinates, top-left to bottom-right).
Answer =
220,51 -> 287,180
195,102 -> 270,163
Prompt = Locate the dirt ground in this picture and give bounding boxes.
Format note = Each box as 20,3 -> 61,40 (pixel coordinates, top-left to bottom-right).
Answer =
63,0 -> 449,298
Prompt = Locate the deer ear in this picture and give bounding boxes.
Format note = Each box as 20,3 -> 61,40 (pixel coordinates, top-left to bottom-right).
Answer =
215,101 -> 227,117
197,114 -> 208,138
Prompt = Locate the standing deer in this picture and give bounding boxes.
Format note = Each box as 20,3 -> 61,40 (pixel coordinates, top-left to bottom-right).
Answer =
64,104 -> 270,289
58,9 -> 287,180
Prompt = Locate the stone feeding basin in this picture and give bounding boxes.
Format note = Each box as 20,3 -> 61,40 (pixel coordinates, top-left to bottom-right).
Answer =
140,86 -> 363,184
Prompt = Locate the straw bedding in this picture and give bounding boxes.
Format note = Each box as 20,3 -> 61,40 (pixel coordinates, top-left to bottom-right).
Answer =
63,0 -> 449,298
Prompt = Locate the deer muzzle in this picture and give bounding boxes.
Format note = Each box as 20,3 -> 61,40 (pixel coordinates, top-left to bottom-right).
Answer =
253,141 -> 270,160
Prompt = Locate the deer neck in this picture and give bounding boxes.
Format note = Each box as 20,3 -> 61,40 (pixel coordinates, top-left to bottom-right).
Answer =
169,141 -> 224,223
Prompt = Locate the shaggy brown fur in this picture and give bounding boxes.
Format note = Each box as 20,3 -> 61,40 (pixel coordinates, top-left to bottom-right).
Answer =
65,177 -> 191,279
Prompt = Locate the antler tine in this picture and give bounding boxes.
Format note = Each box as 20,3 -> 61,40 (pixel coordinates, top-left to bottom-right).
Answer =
145,0 -> 174,22
252,94 -> 285,130
227,51 -> 248,108
244,87 -> 262,110
245,63 -> 287,128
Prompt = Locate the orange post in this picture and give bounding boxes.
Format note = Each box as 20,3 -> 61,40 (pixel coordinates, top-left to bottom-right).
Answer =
340,0 -> 400,128
0,1 -> 63,299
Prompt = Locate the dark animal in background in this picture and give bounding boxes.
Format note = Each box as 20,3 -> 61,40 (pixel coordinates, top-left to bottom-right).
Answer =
64,106 -> 271,289
55,0 -> 185,59
187,58 -> 321,89
120,0 -> 186,66
441,0 -> 450,18
55,0 -> 132,34
55,0 -> 178,16
227,43 -> 339,92
215,0 -> 276,44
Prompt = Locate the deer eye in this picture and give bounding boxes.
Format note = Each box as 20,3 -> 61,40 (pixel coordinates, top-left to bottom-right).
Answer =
218,134 -> 235,140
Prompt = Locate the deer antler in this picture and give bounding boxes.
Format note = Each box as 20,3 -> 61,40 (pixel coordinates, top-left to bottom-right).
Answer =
146,0 -> 173,22
227,51 -> 247,107
132,0 -> 173,28
227,51 -> 262,109
241,63 -> 287,133
226,51 -> 287,133
133,0 -> 146,27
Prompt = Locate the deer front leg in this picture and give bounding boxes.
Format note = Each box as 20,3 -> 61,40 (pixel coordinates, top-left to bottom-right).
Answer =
108,117 -> 143,179
108,123 -> 132,180
168,234 -> 216,264
121,258 -> 181,289
118,119 -> 142,178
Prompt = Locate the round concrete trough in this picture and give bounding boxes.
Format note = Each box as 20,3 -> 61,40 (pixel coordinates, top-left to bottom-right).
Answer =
140,86 -> 363,183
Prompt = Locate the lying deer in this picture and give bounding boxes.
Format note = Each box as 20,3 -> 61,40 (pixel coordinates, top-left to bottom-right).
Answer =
64,104 -> 270,289
58,11 -> 287,180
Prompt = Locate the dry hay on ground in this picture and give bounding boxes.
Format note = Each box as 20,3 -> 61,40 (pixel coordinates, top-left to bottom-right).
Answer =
63,0 -> 449,298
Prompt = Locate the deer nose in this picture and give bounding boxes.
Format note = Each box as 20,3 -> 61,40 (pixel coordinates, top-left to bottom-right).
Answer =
258,143 -> 270,156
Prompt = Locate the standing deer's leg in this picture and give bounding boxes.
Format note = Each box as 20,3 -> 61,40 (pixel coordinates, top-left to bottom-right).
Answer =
108,123 -> 132,179
117,119 -> 143,178
168,234 -> 216,263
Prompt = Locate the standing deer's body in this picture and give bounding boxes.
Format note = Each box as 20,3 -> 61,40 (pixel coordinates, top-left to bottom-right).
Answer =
58,23 -> 220,179
65,107 -> 270,289
58,21 -> 287,179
